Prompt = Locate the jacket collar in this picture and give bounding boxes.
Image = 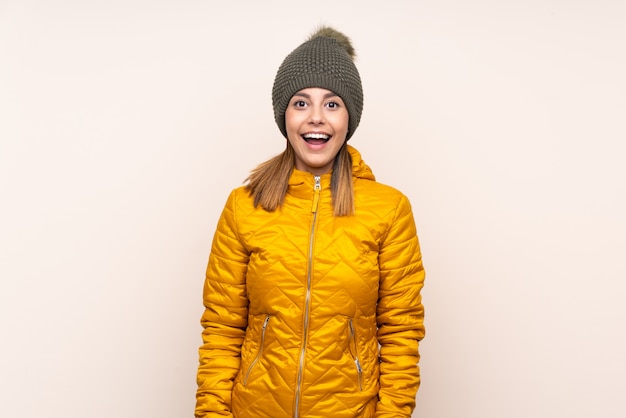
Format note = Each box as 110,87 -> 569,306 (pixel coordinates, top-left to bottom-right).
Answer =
287,145 -> 375,199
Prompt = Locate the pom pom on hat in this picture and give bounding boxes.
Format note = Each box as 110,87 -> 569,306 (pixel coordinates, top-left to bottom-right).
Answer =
308,26 -> 356,59
272,26 -> 364,140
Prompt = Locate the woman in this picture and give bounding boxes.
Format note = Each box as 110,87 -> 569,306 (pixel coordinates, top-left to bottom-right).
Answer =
196,27 -> 425,418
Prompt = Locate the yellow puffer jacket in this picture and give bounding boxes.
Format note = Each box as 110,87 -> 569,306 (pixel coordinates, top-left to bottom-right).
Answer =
196,146 -> 425,418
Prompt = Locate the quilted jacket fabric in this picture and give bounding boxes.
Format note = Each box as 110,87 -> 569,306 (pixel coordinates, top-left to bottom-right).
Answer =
196,146 -> 425,418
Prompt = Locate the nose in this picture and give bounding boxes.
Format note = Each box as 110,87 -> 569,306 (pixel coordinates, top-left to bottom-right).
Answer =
309,106 -> 325,125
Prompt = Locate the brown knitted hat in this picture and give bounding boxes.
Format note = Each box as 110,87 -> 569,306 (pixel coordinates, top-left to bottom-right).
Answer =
272,27 -> 364,140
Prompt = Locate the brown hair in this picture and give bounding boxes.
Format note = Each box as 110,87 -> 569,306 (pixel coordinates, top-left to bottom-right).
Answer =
245,142 -> 354,216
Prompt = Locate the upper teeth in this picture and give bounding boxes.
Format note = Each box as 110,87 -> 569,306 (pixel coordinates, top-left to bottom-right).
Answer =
304,133 -> 330,140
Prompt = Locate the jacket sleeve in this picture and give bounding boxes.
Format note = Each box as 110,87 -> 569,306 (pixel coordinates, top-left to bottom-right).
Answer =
375,194 -> 425,418
195,190 -> 250,418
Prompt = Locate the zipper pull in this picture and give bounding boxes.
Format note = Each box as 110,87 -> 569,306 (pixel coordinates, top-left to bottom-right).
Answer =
311,175 -> 321,213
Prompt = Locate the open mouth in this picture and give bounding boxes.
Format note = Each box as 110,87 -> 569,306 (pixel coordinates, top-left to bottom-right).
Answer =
302,133 -> 331,144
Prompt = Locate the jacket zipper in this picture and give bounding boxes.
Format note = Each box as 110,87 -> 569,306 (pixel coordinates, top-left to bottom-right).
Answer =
243,314 -> 271,386
294,175 -> 321,418
349,318 -> 363,391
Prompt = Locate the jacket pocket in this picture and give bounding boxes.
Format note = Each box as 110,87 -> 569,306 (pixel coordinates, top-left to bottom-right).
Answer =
348,318 -> 363,391
243,314 -> 271,386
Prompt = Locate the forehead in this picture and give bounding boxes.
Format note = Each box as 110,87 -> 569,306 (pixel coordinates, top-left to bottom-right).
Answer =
292,87 -> 341,99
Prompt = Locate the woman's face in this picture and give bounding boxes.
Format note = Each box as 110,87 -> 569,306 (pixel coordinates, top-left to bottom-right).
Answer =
285,87 -> 349,175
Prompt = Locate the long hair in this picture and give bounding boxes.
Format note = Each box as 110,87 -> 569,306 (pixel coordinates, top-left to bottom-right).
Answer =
245,142 -> 354,216
330,144 -> 354,216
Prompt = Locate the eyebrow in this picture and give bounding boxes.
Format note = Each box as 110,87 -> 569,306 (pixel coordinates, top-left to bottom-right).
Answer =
292,91 -> 338,99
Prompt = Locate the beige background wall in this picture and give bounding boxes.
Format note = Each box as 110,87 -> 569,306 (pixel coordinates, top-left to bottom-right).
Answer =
1,1 -> 625,417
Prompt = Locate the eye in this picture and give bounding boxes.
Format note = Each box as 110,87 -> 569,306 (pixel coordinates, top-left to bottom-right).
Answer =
326,101 -> 340,109
293,100 -> 307,108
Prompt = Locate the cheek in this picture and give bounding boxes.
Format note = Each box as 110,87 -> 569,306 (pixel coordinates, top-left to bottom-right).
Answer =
285,111 -> 304,131
284,115 -> 301,145
334,112 -> 349,133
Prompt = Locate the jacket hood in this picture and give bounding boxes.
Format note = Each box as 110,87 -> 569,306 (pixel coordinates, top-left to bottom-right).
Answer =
347,145 -> 375,181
